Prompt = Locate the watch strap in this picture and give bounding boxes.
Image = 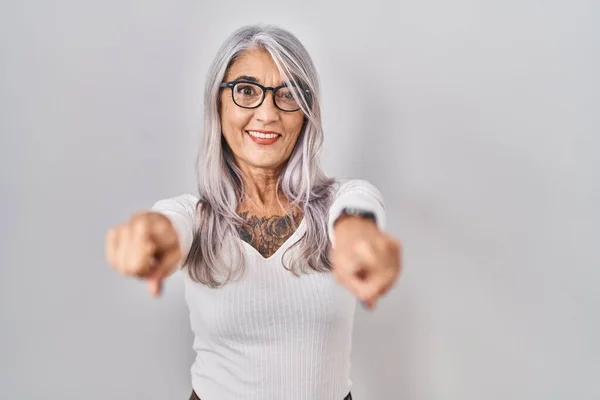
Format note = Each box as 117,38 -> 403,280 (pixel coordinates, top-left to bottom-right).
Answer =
339,207 -> 377,223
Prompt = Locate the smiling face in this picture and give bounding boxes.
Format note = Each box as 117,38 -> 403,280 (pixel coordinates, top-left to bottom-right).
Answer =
219,49 -> 305,175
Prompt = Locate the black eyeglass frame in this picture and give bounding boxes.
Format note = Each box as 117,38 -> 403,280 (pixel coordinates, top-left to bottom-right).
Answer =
219,80 -> 310,112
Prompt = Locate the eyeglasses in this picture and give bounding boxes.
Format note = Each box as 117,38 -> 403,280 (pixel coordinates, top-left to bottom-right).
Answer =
219,80 -> 310,112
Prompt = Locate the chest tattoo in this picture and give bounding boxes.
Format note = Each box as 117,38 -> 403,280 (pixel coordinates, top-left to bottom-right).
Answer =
237,210 -> 304,258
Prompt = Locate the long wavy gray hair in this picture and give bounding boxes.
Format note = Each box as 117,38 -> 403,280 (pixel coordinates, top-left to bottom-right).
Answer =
186,24 -> 335,287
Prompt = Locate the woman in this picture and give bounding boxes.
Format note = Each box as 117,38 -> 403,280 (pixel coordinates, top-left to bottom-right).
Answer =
105,24 -> 402,400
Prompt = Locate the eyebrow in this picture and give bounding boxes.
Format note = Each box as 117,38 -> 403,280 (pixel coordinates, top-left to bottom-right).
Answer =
230,75 -> 259,83
228,75 -> 294,88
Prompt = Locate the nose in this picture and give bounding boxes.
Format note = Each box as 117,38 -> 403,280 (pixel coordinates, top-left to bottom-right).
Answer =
254,90 -> 280,123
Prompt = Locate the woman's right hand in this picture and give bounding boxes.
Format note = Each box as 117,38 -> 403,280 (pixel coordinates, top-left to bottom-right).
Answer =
105,212 -> 182,297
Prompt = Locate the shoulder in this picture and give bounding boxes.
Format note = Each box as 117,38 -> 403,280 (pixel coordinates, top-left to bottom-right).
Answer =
151,193 -> 199,217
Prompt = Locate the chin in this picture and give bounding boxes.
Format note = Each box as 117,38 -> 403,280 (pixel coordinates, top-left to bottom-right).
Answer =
251,160 -> 284,170
244,156 -> 286,171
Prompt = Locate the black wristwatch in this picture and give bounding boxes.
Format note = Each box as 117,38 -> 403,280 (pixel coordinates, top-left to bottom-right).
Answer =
339,207 -> 377,223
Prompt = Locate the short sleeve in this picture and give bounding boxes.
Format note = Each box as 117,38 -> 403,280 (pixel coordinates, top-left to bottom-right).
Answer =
150,194 -> 199,265
327,180 -> 386,247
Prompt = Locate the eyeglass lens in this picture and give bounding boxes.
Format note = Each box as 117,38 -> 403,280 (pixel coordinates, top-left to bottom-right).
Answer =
232,82 -> 302,111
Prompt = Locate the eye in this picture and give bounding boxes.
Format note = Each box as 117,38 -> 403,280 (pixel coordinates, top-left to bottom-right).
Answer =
277,88 -> 298,101
235,84 -> 259,97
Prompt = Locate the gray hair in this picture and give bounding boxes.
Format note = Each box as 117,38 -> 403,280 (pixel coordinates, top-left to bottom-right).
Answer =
186,24 -> 335,287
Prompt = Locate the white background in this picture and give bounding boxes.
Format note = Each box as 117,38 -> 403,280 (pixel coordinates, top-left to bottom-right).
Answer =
1,1 -> 598,399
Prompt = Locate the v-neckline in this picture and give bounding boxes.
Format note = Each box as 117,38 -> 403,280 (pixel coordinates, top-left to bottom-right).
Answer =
240,217 -> 306,262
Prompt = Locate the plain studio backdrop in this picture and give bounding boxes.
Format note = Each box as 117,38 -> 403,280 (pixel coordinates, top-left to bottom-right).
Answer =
1,1 -> 598,399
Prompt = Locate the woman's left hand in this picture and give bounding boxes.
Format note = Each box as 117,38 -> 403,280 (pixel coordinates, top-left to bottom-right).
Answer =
330,217 -> 402,310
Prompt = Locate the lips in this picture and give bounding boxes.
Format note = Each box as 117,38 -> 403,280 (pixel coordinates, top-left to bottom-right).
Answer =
246,130 -> 281,145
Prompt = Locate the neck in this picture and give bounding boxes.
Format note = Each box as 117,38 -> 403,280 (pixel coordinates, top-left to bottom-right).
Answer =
238,164 -> 286,213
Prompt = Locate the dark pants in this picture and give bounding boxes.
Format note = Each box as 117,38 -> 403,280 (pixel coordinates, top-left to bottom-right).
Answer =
189,390 -> 353,399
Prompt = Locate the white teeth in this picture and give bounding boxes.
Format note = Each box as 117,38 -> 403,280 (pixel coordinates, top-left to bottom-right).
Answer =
247,131 -> 279,139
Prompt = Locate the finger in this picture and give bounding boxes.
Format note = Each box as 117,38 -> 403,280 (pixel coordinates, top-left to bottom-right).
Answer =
359,267 -> 398,304
117,224 -> 134,275
378,279 -> 395,298
376,236 -> 402,272
146,249 -> 181,297
151,216 -> 179,249
363,298 -> 377,310
331,250 -> 355,286
331,240 -> 386,304
363,281 -> 392,310
354,237 -> 402,309
132,240 -> 158,278
348,240 -> 383,299
113,226 -> 129,274
354,240 -> 379,271
332,253 -> 372,301
105,228 -> 119,269
148,279 -> 162,298
127,219 -> 156,277
372,238 -> 402,298
330,248 -> 348,281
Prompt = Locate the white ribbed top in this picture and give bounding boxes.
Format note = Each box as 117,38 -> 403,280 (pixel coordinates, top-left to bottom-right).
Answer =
152,180 -> 386,400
